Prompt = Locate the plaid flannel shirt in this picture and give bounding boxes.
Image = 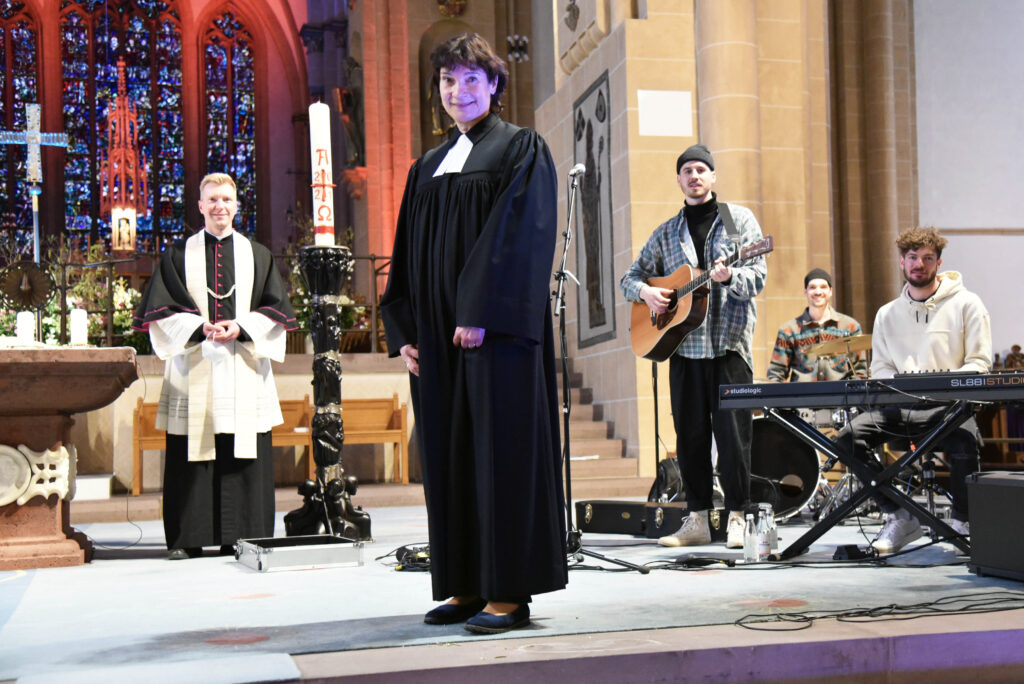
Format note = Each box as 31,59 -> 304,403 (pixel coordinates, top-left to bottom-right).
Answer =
620,202 -> 766,369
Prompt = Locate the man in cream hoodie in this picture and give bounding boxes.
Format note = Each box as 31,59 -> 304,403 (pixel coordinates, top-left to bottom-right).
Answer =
836,226 -> 991,553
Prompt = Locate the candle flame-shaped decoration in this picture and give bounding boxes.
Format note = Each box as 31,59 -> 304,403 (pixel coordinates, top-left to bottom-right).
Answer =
99,58 -> 149,252
308,102 -> 336,247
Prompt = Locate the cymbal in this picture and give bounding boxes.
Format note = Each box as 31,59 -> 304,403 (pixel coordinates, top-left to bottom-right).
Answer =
805,334 -> 872,357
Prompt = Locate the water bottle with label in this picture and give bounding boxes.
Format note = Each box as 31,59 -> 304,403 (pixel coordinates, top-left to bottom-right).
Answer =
756,510 -> 771,560
743,513 -> 758,563
759,502 -> 778,551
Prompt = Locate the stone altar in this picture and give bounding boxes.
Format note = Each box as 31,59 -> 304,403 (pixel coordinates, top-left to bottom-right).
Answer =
0,346 -> 138,570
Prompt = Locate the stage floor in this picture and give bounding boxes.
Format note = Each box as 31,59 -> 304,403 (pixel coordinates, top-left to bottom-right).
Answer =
3,499 -> 1024,682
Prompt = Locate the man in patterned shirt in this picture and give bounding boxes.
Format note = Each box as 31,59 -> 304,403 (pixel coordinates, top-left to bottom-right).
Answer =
766,268 -> 867,382
620,144 -> 767,549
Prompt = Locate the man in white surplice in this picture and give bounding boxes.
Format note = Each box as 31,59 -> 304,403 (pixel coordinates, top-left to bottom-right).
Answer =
133,172 -> 296,560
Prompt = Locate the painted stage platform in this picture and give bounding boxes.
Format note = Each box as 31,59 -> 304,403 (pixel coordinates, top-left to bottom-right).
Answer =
3,491 -> 1024,682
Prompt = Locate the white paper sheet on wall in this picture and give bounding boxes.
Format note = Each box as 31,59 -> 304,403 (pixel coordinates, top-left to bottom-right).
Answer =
637,90 -> 692,137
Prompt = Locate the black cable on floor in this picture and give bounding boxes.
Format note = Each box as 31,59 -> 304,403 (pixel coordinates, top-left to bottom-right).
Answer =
734,590 -> 1024,631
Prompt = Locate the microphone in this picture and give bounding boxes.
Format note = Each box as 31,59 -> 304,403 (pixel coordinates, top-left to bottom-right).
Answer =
568,163 -> 586,177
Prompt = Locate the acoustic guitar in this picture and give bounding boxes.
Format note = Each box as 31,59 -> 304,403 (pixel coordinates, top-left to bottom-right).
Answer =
629,236 -> 774,361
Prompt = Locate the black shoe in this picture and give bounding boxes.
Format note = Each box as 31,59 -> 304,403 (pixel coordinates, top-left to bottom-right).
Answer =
423,598 -> 487,625
464,603 -> 531,634
168,547 -> 202,560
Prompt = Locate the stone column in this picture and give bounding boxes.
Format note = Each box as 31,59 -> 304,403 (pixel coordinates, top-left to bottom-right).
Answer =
694,0 -> 763,211
830,0 -> 917,323
862,0 -> 901,308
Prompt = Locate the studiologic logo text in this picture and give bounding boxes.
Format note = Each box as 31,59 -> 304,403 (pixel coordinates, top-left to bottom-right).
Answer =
724,387 -> 762,395
950,375 -> 1024,388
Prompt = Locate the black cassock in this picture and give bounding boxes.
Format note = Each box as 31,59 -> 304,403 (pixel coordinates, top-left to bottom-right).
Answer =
381,114 -> 568,601
133,234 -> 295,549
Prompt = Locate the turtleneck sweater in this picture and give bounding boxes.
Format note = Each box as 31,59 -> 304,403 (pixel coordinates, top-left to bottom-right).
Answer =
683,194 -> 718,269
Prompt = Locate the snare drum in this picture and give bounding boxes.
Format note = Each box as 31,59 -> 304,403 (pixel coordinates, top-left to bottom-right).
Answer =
750,417 -> 820,520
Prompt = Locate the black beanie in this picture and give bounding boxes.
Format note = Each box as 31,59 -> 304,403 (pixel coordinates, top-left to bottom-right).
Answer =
676,144 -> 715,173
804,268 -> 832,288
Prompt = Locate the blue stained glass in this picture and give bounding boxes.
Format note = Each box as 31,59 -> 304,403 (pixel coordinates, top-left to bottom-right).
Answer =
1,2 -> 27,21
59,1 -> 185,249
2,14 -> 37,244
203,11 -> 255,235
157,89 -> 179,108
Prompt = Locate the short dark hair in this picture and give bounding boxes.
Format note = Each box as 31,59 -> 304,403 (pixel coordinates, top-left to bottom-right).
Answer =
430,33 -> 508,114
896,226 -> 948,258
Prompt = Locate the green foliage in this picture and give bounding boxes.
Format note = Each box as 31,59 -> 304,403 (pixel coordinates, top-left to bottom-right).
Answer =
0,241 -> 146,352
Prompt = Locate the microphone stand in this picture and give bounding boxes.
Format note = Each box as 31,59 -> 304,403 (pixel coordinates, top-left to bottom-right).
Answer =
553,167 -> 648,574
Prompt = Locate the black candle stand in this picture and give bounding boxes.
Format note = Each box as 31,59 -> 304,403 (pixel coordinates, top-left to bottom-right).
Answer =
283,245 -> 372,540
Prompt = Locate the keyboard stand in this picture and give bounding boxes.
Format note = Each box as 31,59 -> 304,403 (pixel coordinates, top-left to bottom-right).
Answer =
763,403 -> 974,559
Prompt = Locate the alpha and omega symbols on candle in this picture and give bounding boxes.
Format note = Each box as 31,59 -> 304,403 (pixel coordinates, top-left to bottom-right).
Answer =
308,102 -> 337,247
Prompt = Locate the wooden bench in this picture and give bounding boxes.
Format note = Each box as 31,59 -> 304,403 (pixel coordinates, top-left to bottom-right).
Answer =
336,393 -> 410,484
132,393 -> 410,494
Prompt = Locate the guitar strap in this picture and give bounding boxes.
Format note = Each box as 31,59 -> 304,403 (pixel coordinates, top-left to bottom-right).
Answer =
718,202 -> 739,238
717,202 -> 741,259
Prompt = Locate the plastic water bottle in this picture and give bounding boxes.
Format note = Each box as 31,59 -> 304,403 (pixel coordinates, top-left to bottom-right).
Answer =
756,511 -> 771,560
743,514 -> 758,563
759,503 -> 778,551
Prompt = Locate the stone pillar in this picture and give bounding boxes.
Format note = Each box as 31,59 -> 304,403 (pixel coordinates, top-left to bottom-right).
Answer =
692,1 -> 836,376
862,0 -> 901,308
360,0 -> 411,292
694,0 -> 763,211
830,0 -> 917,324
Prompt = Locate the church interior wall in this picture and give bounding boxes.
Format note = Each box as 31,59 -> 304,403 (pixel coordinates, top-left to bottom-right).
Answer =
536,1 -> 843,474
537,1 -> 699,476
913,0 -> 1024,358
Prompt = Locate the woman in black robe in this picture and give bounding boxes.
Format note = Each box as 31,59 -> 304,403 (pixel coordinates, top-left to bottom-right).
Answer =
381,33 -> 567,634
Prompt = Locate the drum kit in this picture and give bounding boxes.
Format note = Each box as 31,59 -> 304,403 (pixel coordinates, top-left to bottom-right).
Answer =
749,333 -> 875,522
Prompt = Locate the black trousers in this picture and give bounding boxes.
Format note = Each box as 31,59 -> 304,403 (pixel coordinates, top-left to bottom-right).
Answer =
163,431 -> 275,549
669,351 -> 752,512
834,405 -> 980,521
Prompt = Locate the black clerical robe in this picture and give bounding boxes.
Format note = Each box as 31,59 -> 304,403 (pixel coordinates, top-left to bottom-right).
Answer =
133,231 -> 296,550
382,114 -> 568,601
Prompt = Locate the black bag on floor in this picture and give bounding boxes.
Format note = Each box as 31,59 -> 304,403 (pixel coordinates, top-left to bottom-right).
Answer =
648,457 -> 683,502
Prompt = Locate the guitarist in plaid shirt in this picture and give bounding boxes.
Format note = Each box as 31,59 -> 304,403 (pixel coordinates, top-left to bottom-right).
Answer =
620,144 -> 767,549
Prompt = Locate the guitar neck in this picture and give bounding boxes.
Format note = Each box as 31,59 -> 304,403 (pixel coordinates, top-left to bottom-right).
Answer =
677,254 -> 743,298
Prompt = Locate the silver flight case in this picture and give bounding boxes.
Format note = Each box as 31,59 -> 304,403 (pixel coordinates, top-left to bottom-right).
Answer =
235,535 -> 364,572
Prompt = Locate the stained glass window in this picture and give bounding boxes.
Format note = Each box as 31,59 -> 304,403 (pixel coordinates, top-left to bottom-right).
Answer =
204,11 -> 256,235
59,0 -> 183,250
0,1 -> 39,254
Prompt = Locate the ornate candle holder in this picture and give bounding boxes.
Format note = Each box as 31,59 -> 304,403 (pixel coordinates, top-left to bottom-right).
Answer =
284,245 -> 371,541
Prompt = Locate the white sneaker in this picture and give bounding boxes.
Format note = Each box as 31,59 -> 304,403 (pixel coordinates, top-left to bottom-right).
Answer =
659,510 -> 711,547
949,518 -> 970,537
872,510 -> 923,554
726,511 -> 745,549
